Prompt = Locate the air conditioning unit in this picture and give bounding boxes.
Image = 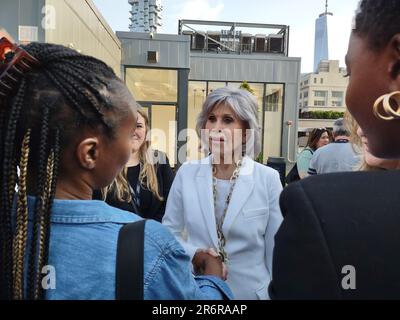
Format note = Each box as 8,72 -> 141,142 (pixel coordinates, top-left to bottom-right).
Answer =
193,33 -> 205,50
207,31 -> 221,51
255,34 -> 266,52
268,34 -> 284,53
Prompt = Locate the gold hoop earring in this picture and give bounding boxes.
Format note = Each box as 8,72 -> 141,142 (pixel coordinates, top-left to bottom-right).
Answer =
373,91 -> 400,120
383,91 -> 400,119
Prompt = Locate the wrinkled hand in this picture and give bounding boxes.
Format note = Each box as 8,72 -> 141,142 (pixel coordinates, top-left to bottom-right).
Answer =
192,248 -> 228,280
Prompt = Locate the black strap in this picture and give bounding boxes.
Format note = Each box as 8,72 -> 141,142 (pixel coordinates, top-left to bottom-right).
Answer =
116,220 -> 146,300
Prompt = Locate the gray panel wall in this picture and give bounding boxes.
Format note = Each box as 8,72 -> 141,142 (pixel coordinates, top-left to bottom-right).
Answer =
190,53 -> 301,162
189,53 -> 300,84
117,32 -> 190,69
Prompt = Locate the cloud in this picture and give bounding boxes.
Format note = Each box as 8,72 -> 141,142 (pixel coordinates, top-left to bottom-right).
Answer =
179,0 -> 224,21
160,0 -> 225,34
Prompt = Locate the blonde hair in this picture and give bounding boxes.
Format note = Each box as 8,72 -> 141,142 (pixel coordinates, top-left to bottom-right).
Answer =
102,108 -> 163,202
347,110 -> 385,172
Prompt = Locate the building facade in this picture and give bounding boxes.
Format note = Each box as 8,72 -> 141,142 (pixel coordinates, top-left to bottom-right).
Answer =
128,0 -> 162,33
0,0 -> 122,76
299,60 -> 348,114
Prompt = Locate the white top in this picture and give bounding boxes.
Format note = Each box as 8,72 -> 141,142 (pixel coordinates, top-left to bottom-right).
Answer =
214,178 -> 232,224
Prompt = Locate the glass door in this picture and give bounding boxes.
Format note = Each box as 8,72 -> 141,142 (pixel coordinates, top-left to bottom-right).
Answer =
139,103 -> 177,167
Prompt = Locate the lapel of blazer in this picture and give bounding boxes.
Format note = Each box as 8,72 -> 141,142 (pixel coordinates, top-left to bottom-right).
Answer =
222,156 -> 255,238
195,155 -> 219,248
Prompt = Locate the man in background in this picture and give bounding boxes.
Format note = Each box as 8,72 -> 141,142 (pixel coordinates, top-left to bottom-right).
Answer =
308,118 -> 360,175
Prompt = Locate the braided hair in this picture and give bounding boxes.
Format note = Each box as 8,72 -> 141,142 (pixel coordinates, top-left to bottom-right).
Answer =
354,0 -> 400,50
0,42 -> 134,300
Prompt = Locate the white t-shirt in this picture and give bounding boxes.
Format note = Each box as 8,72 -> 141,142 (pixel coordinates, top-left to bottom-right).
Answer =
214,178 -> 232,224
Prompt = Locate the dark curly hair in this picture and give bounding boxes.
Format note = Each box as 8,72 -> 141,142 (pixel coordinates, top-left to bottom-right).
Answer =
0,42 -> 135,300
354,0 -> 400,50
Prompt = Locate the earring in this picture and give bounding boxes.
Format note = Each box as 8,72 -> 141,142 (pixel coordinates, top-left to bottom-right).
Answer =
373,91 -> 400,120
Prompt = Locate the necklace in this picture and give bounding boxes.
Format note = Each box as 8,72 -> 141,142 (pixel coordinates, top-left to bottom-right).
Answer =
212,160 -> 242,263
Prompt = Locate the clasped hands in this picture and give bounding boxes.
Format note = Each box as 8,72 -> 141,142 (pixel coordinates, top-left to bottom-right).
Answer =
192,248 -> 228,280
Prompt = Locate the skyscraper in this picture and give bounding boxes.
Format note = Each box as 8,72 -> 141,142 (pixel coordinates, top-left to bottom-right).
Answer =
129,0 -> 162,33
313,0 -> 332,72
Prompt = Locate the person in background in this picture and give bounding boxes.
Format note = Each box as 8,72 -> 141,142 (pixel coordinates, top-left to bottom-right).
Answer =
94,108 -> 174,222
269,0 -> 400,299
307,118 -> 360,175
353,123 -> 400,171
296,128 -> 330,179
163,87 -> 283,300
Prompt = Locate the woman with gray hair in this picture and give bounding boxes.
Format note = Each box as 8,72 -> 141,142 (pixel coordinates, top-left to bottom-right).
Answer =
163,87 -> 283,299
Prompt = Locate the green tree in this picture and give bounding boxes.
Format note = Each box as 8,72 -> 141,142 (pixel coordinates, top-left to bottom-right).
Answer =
239,81 -> 254,94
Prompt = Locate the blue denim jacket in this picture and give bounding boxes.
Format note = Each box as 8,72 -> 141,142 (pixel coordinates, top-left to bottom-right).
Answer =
24,197 -> 233,300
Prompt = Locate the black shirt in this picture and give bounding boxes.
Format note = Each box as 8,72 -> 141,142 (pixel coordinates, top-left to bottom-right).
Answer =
93,153 -> 175,222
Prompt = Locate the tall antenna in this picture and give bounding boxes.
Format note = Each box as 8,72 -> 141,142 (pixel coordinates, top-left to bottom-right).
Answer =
325,0 -> 328,14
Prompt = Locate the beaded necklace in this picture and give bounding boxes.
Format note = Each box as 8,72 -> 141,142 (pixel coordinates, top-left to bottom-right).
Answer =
212,160 -> 242,263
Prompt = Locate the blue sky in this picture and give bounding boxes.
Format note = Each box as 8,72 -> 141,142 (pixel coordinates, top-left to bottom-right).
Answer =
93,0 -> 360,73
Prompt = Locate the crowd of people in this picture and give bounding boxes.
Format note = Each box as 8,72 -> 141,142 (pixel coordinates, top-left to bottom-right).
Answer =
1,0 -> 400,300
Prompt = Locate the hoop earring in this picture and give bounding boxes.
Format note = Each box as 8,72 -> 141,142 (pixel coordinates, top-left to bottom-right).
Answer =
373,91 -> 400,120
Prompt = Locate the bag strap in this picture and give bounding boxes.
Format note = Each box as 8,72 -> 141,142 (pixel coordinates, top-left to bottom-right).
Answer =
116,219 -> 146,300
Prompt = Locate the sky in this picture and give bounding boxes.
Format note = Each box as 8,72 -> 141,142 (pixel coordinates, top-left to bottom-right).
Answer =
93,0 -> 361,73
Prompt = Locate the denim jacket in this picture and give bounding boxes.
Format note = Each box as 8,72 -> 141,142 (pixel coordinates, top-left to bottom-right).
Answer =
23,197 -> 233,300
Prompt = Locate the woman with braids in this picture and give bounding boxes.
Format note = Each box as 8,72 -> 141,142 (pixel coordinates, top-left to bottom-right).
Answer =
269,0 -> 400,299
94,108 -> 174,222
0,39 -> 232,300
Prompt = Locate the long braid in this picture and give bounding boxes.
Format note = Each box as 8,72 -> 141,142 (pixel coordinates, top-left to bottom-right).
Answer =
0,79 -> 26,299
12,130 -> 31,300
27,106 -> 49,300
39,129 -> 60,300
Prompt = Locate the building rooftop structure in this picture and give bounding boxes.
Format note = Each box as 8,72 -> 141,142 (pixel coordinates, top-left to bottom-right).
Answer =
178,20 -> 289,56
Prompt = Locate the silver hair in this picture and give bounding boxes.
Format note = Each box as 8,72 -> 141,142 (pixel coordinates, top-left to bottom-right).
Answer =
196,86 -> 261,158
333,118 -> 350,136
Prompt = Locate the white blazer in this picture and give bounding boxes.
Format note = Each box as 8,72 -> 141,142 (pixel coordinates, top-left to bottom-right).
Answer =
162,155 -> 283,300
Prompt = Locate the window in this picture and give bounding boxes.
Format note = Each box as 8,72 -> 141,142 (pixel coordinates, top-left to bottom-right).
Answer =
332,91 -> 344,98
332,101 -> 342,107
320,78 -> 324,84
228,82 -> 264,121
264,84 -> 284,160
314,78 -> 317,84
125,68 -> 178,102
304,80 -> 309,86
304,100 -> 308,106
299,92 -> 302,99
303,91 -> 308,98
314,100 -> 325,106
187,81 -> 207,160
208,81 -> 226,94
314,90 -> 327,97
265,90 -> 281,112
